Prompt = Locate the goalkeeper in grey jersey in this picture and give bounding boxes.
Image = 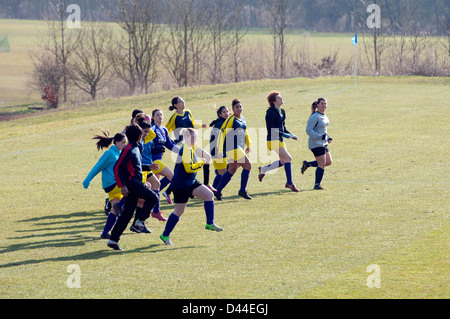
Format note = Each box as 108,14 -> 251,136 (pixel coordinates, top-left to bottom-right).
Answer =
302,98 -> 333,190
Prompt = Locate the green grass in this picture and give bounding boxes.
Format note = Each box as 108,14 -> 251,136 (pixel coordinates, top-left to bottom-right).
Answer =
0,76 -> 448,299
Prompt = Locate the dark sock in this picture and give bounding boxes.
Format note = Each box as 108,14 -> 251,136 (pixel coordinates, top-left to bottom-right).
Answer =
160,177 -> 170,191
204,201 -> 215,225
315,167 -> 325,186
212,173 -> 222,190
284,162 -> 293,185
203,164 -> 210,185
163,213 -> 180,237
216,171 -> 233,193
101,212 -> 118,237
308,161 -> 318,168
240,169 -> 250,193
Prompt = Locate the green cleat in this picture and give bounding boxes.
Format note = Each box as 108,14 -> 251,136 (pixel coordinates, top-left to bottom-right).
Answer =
160,234 -> 174,245
205,223 -> 224,232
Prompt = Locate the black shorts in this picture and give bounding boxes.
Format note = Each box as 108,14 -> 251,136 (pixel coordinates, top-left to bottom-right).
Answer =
311,146 -> 329,157
172,180 -> 203,204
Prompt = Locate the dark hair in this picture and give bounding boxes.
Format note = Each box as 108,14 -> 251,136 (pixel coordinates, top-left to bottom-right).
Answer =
92,129 -> 126,151
133,113 -> 151,129
267,91 -> 280,108
209,106 -> 227,127
232,99 -> 241,108
131,109 -> 144,123
169,97 -> 180,111
125,124 -> 143,142
151,109 -> 163,124
311,98 -> 326,114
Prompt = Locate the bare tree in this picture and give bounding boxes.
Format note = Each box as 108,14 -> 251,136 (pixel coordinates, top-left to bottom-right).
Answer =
101,0 -> 163,95
69,23 -> 112,100
260,0 -> 297,77
44,0 -> 82,103
204,0 -> 234,84
351,0 -> 393,74
30,51 -> 65,108
162,0 -> 209,87
230,0 -> 249,83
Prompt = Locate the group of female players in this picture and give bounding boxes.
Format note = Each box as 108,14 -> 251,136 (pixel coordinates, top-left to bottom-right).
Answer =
83,92 -> 332,250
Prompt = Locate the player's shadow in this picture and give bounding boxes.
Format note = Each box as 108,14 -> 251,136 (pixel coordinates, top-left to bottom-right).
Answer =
1,210 -> 199,269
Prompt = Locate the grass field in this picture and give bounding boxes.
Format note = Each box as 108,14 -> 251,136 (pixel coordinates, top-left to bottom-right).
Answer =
0,75 -> 448,299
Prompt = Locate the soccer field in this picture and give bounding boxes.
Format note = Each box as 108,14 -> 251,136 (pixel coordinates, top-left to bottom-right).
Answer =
0,76 -> 448,299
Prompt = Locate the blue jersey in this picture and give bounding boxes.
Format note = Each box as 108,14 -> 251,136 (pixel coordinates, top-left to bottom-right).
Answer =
217,115 -> 251,157
170,144 -> 204,190
151,124 -> 178,161
209,117 -> 226,158
265,106 -> 291,142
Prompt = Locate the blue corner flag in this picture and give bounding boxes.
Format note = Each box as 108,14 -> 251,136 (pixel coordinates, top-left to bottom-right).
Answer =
352,34 -> 358,46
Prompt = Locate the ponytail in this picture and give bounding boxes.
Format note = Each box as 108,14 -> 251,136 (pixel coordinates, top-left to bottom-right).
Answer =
92,129 -> 125,151
311,97 -> 326,114
169,97 -> 180,111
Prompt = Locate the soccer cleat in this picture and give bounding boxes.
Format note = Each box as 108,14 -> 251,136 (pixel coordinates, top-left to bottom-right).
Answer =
313,185 -> 326,190
160,234 -> 174,245
104,198 -> 111,215
205,223 -> 224,232
301,161 -> 309,175
130,220 -> 152,234
152,211 -> 167,222
285,183 -> 300,192
162,191 -> 173,204
113,202 -> 123,217
238,190 -> 252,200
205,184 -> 217,193
214,191 -> 223,201
107,240 -> 123,251
258,167 -> 265,182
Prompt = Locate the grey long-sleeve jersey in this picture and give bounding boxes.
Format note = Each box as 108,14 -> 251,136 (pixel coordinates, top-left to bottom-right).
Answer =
306,112 -> 330,150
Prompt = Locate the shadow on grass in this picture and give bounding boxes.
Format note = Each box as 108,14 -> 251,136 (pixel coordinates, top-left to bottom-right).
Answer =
0,210 -> 202,269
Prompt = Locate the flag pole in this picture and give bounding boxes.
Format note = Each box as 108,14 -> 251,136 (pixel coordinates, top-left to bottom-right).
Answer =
353,34 -> 358,87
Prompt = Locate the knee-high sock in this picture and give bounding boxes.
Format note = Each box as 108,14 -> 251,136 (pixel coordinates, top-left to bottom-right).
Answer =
203,164 -> 210,186
212,173 -> 223,190
101,212 -> 118,237
315,167 -> 325,186
163,213 -> 180,237
204,201 -> 215,225
308,161 -> 318,168
216,171 -> 233,193
160,177 -> 170,191
261,160 -> 283,174
240,169 -> 250,193
284,162 -> 293,185
152,190 -> 160,213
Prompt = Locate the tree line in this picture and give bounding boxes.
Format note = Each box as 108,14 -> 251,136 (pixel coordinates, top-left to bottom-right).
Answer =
1,0 -> 449,35
22,0 -> 450,108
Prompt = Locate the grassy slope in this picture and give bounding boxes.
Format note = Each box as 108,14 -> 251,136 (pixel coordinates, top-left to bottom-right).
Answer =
0,76 -> 448,299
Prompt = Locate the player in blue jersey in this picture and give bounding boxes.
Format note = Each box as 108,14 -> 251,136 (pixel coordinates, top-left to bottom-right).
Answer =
83,130 -> 127,239
160,128 -> 223,246
150,109 -> 181,215
302,98 -> 333,190
258,91 -> 299,192
214,99 -> 252,200
209,106 -> 230,190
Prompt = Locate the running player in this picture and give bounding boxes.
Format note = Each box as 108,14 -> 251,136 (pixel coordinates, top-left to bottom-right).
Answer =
160,128 -> 223,246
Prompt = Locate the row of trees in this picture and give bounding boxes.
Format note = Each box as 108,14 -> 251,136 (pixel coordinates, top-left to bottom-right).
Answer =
2,0 -> 449,35
30,0 -> 450,108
